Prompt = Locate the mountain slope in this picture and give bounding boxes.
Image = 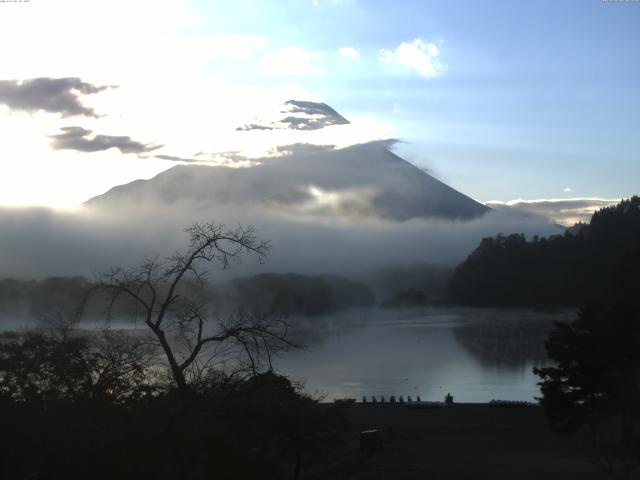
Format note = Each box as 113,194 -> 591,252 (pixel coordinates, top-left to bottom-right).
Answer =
86,140 -> 489,221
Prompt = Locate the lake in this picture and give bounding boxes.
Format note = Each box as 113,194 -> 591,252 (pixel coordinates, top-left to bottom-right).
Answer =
0,306 -> 575,403
275,307 -> 575,403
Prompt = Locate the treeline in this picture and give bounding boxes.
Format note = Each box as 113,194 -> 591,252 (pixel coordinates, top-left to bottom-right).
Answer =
0,276 -> 90,321
448,196 -> 640,306
0,273 -> 374,324
374,263 -> 452,308
213,273 -> 374,316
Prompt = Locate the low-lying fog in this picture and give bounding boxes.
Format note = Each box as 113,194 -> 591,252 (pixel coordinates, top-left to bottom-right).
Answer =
0,202 -> 560,281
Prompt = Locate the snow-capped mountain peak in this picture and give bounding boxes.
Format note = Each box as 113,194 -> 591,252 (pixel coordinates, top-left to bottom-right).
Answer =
236,99 -> 350,132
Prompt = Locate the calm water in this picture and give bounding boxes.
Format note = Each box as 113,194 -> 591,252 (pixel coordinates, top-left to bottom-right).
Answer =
275,307 -> 574,403
1,306 -> 574,403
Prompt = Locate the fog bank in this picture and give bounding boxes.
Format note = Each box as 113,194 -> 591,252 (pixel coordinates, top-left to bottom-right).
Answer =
0,202 -> 560,280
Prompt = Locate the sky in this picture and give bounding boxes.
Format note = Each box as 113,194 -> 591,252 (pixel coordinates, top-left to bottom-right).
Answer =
0,0 -> 638,208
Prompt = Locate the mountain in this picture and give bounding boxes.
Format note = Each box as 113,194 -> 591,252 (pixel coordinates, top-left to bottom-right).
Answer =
86,101 -> 488,221
236,100 -> 350,131
1,103 -> 567,280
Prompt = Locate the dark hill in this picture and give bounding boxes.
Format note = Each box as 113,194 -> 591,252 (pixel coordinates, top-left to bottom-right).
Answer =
447,196 -> 640,306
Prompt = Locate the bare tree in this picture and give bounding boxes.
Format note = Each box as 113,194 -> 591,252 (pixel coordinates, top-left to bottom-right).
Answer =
96,222 -> 292,399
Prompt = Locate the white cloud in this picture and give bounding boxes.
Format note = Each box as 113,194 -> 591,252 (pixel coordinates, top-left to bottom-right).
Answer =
261,47 -> 323,76
0,1 -> 322,207
486,197 -> 621,226
380,38 -> 446,78
563,187 -> 572,192
312,0 -> 351,6
337,47 -> 360,59
185,34 -> 266,59
0,1 -> 397,208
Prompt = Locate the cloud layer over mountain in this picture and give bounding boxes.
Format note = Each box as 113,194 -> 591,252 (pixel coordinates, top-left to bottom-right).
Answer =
0,97 -> 562,281
0,199 -> 559,281
0,139 -> 558,280
487,198 -> 621,226
87,141 -> 489,222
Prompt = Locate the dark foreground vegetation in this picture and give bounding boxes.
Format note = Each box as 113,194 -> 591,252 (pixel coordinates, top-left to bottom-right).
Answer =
0,329 -> 349,479
535,247 -> 640,479
0,223 -> 352,480
448,196 -> 640,306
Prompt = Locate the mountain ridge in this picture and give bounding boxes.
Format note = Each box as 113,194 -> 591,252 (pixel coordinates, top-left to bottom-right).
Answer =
86,141 -> 489,221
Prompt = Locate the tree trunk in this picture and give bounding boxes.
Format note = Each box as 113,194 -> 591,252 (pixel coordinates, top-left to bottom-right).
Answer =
293,450 -> 302,480
149,323 -> 191,401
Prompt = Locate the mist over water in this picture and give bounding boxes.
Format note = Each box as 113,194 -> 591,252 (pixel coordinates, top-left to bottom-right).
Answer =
0,303 -> 571,403
275,307 -> 573,403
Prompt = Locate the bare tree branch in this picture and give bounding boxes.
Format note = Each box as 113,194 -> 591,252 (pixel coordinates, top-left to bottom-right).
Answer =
94,222 -> 287,400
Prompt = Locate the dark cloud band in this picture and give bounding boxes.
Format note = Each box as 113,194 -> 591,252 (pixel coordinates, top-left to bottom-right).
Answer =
50,126 -> 161,155
0,77 -> 114,117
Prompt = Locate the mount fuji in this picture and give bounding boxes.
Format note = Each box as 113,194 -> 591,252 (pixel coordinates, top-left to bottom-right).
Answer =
86,100 -> 489,222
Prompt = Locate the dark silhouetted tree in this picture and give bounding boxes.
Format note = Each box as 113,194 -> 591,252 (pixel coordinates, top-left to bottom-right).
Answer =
0,328 -> 156,404
535,248 -> 640,478
97,222 -> 292,399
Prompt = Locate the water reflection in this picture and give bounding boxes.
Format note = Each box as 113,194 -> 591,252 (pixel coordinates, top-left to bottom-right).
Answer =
1,307 -> 577,403
276,307 -> 576,403
452,308 -> 574,368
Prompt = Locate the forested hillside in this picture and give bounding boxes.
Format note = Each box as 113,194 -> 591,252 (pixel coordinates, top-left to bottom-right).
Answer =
447,196 -> 640,306
213,273 -> 374,316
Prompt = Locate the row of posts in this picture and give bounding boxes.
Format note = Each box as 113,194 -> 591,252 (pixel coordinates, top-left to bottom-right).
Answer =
361,395 -> 421,403
361,393 -> 454,405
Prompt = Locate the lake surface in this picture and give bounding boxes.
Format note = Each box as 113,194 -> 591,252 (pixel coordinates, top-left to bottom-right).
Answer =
0,306 -> 575,403
275,307 -> 575,403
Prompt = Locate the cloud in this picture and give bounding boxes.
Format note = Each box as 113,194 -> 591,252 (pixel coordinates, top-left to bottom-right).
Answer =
0,196 -> 559,281
49,126 -> 161,155
186,34 -> 266,59
337,47 -> 360,59
154,154 -> 199,163
155,152 -> 260,168
563,187 -> 572,192
281,184 -> 379,219
261,47 -> 322,76
486,198 -> 622,226
312,0 -> 351,6
85,142 -> 490,223
0,77 -> 113,117
380,39 -> 446,78
0,145 -> 559,281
